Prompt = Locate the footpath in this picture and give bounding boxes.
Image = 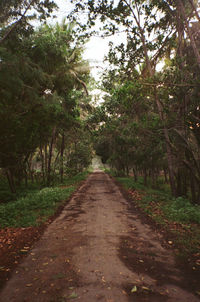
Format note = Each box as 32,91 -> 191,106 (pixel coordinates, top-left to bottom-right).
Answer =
0,172 -> 199,302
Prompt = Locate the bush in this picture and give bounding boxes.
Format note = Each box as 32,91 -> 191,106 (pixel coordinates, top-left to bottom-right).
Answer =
0,186 -> 75,228
116,176 -> 145,191
116,176 -> 200,225
0,171 -> 89,228
163,197 -> 200,224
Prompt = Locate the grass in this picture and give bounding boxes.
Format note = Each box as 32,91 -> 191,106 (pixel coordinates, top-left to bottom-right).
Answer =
0,171 -> 89,228
114,175 -> 200,257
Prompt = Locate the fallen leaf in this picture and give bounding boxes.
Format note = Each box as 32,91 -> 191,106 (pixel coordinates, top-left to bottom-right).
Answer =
20,249 -> 28,253
102,276 -> 106,283
131,285 -> 137,293
26,284 -> 33,287
142,286 -> 150,291
68,292 -> 78,299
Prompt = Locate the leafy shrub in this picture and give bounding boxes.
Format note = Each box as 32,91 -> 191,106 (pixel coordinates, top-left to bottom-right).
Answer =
0,171 -> 89,228
116,177 -> 145,191
0,186 -> 75,228
116,176 -> 200,225
163,197 -> 200,224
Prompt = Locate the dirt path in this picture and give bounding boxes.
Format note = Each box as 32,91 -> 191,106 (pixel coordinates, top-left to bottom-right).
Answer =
0,172 -> 199,302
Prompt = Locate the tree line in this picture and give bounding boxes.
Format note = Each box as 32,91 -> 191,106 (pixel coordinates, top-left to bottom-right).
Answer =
0,1 -> 93,194
0,0 -> 200,205
70,0 -> 200,203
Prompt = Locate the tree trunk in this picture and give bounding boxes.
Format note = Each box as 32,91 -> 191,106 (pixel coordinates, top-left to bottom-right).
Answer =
126,165 -> 129,176
47,127 -> 56,186
178,0 -> 200,69
133,167 -> 138,182
44,144 -> 48,183
188,0 -> 200,22
60,133 -> 65,183
144,169 -> 147,186
190,175 -> 196,204
6,168 -> 16,193
154,91 -> 177,196
129,4 -> 177,195
164,168 -> 169,184
39,145 -> 45,183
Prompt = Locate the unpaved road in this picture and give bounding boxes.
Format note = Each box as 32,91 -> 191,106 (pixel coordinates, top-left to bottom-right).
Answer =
0,172 -> 199,302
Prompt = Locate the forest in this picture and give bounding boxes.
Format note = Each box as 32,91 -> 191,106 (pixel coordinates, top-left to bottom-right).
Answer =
0,1 -> 200,221
0,1 -> 200,295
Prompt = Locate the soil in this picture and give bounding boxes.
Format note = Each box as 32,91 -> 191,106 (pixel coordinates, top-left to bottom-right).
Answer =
0,171 -> 199,302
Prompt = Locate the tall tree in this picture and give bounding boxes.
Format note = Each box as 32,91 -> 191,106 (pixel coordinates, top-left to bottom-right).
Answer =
0,19 -> 91,191
69,0 -> 200,201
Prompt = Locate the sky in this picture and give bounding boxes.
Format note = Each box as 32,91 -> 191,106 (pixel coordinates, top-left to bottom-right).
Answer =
51,0 -> 124,80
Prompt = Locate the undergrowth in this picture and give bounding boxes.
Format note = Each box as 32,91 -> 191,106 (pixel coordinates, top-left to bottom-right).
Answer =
115,175 -> 200,257
0,171 -> 88,228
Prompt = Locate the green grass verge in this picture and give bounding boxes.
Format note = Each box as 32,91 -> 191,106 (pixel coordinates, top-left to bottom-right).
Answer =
0,171 -> 89,228
116,176 -> 200,257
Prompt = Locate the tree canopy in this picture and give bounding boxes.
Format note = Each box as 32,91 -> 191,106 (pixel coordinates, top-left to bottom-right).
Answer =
0,2 -> 92,192
69,0 -> 200,203
0,0 -> 200,204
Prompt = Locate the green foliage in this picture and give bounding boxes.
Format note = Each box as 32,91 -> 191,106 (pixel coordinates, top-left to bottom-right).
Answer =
116,175 -> 200,255
0,172 -> 88,228
0,0 -> 57,32
0,17 -> 91,192
116,176 -> 145,191
163,197 -> 200,224
65,142 -> 92,175
75,0 -> 200,204
117,176 -> 200,224
60,171 -> 89,186
0,187 -> 73,228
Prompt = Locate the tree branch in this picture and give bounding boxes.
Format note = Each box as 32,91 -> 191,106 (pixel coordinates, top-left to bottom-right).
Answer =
141,82 -> 197,88
0,0 -> 35,44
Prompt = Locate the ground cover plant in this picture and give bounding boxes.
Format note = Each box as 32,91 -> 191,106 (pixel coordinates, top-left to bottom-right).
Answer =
115,175 -> 200,261
0,171 -> 88,228
0,171 -> 89,289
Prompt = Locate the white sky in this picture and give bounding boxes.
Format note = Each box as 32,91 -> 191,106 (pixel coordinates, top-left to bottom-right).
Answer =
51,0 -> 124,80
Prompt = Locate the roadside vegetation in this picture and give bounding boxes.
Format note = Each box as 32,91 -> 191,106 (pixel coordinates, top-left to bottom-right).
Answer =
114,173 -> 200,260
0,172 -> 89,228
0,0 -> 200,275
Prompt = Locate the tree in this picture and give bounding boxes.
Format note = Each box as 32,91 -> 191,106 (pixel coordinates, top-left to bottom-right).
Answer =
69,0 -> 200,201
0,0 -> 57,44
0,18 -> 91,191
